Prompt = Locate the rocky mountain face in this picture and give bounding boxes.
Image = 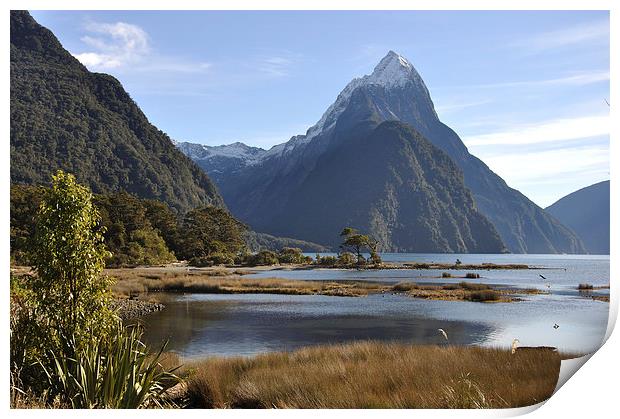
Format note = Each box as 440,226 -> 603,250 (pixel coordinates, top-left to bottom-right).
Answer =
179,51 -> 585,253
546,181 -> 610,254
10,11 -> 224,213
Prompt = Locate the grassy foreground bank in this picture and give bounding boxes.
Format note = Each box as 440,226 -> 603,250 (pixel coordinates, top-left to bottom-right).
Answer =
181,342 -> 561,408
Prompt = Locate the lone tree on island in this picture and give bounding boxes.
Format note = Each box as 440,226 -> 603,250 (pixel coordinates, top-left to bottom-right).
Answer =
339,227 -> 382,265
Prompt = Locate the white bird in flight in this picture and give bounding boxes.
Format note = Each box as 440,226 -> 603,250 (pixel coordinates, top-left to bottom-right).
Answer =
438,328 -> 448,341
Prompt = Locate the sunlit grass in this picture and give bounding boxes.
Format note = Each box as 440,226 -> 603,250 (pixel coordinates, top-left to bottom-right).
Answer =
184,342 -> 560,408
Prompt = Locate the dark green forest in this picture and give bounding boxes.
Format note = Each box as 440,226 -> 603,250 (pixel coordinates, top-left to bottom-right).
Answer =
10,184 -> 242,267
10,11 -> 223,214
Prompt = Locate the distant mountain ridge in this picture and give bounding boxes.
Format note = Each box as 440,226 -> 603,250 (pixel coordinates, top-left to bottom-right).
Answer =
546,181 -> 610,254
10,11 -> 224,213
178,51 -> 585,254
174,140 -> 267,186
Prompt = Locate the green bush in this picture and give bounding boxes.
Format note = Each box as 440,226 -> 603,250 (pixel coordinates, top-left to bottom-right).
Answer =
11,171 -> 116,395
207,252 -> 235,266
28,171 -> 116,355
337,252 -> 356,266
277,247 -> 306,264
41,323 -> 180,408
316,255 -> 338,266
179,206 -> 247,261
244,250 -> 279,266
369,251 -> 382,265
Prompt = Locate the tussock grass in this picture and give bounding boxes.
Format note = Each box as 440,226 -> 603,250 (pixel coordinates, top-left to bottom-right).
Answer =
111,272 -> 381,298
184,342 -> 560,408
458,282 -> 490,291
393,282 -> 417,292
392,281 -> 509,302
465,290 -> 500,302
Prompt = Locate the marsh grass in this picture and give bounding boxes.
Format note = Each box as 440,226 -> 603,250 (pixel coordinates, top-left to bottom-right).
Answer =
458,282 -> 490,291
392,281 -> 510,302
108,268 -> 542,302
184,342 -> 560,408
465,290 -> 500,302
111,270 -> 383,298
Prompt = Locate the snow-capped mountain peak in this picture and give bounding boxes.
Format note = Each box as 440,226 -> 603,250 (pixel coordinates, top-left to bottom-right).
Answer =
178,51 -> 431,165
365,50 -> 422,88
175,140 -> 266,165
259,51 -> 429,161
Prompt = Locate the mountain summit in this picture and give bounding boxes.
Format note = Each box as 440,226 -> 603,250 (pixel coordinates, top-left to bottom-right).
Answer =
362,50 -> 429,90
179,50 -> 585,253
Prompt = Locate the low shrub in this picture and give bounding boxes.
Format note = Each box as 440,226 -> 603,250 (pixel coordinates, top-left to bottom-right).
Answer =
244,250 -> 279,266
41,323 -> 180,408
465,273 -> 480,279
393,282 -> 416,292
207,253 -> 236,266
337,252 -> 356,266
188,257 -> 214,267
459,282 -> 489,291
577,283 -> 594,290
317,255 -> 338,266
442,272 -> 452,278
277,247 -> 307,264
466,290 -> 500,302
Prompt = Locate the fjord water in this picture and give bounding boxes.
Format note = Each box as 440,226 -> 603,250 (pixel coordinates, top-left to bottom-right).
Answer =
138,254 -> 609,360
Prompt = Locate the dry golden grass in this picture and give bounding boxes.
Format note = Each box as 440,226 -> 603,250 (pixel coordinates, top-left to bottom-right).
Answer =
391,281 -> 535,302
108,267 -> 544,303
110,269 -> 384,298
183,342 -> 560,408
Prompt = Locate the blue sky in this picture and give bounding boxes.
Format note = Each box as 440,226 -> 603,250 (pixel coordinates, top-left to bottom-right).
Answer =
30,10 -> 609,207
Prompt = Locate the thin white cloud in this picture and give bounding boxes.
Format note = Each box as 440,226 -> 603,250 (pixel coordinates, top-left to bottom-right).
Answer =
482,146 -> 608,182
477,146 -> 609,207
71,20 -> 212,74
462,115 -> 609,147
253,52 -> 302,78
512,19 -> 609,52
435,99 -> 492,114
73,21 -> 149,69
441,71 -> 609,91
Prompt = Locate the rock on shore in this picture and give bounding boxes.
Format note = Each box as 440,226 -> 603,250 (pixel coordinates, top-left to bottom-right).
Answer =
111,298 -> 165,319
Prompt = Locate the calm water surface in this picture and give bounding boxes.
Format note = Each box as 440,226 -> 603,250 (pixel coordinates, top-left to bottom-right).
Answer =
137,254 -> 609,359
